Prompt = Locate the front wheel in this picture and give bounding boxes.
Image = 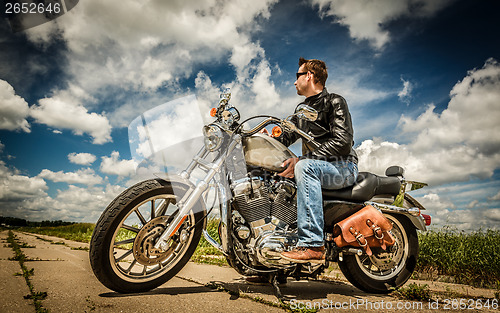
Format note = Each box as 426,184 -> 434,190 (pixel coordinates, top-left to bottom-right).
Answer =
338,213 -> 418,293
89,179 -> 204,293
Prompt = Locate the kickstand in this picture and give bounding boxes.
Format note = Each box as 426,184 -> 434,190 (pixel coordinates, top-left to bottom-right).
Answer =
270,273 -> 285,301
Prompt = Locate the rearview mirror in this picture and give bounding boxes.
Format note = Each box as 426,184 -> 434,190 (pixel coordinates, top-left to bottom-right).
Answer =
296,104 -> 318,121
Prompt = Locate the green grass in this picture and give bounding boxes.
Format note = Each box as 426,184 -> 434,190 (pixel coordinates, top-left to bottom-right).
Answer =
191,218 -> 227,266
393,283 -> 432,301
19,223 -> 95,243
7,231 -> 49,313
416,227 -> 500,288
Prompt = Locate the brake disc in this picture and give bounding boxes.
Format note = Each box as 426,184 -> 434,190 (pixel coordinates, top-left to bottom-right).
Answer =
133,216 -> 172,266
368,231 -> 404,271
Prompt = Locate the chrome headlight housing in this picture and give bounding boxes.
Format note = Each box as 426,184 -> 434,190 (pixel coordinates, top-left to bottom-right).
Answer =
221,107 -> 240,128
203,124 -> 224,151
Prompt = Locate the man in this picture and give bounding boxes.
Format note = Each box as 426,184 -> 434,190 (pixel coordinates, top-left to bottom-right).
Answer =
278,57 -> 359,263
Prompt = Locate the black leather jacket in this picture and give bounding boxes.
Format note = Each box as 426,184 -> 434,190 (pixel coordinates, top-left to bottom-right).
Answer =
280,88 -> 358,163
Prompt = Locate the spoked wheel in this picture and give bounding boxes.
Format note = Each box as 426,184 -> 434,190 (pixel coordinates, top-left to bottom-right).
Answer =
90,179 -> 204,293
338,213 -> 418,293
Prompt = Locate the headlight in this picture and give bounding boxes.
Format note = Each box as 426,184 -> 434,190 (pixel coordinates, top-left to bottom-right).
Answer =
203,124 -> 224,151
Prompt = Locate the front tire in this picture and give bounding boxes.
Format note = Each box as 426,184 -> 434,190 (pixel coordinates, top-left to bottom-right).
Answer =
89,179 -> 204,293
338,213 -> 418,293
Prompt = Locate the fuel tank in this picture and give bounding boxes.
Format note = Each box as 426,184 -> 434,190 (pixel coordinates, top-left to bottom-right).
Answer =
242,133 -> 297,172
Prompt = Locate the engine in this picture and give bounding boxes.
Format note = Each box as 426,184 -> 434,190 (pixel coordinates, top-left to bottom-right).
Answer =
231,176 -> 299,267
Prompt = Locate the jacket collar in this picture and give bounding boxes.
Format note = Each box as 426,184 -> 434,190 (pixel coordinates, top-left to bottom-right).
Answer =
304,88 -> 328,106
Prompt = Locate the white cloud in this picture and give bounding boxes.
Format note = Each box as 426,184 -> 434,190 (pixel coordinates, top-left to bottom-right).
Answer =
100,151 -> 137,178
489,191 -> 500,201
398,77 -> 413,104
467,200 -> 479,209
483,209 -> 500,222
38,168 -> 103,186
25,0 -> 280,128
0,158 -> 123,222
68,152 -> 97,165
0,79 -> 30,132
22,184 -> 125,222
30,93 -> 112,144
414,192 -> 500,230
310,0 -> 455,49
0,161 -> 47,201
357,59 -> 500,186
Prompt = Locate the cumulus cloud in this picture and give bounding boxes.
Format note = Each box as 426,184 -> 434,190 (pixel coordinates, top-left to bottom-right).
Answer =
22,184 -> 125,222
415,192 -> 500,230
357,59 -> 500,186
0,161 -> 47,202
38,168 -> 104,186
0,159 -> 124,222
68,152 -> 97,165
100,151 -> 137,177
310,0 -> 454,49
24,0 -> 280,128
30,93 -> 112,144
483,209 -> 500,222
0,79 -> 30,132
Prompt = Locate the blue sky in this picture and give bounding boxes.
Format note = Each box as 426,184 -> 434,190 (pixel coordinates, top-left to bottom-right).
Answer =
0,0 -> 499,229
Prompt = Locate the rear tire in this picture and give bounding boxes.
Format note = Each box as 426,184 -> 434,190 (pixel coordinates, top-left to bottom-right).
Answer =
89,179 -> 204,293
338,213 -> 418,293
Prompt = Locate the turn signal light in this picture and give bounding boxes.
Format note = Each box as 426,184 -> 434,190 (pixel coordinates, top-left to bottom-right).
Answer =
272,126 -> 282,138
210,108 -> 217,117
421,214 -> 431,226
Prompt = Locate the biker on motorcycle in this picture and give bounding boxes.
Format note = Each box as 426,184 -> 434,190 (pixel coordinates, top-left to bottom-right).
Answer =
262,57 -> 359,264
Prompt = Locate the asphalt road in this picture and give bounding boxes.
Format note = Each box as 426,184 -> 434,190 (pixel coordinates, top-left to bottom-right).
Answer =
1,230 -> 497,312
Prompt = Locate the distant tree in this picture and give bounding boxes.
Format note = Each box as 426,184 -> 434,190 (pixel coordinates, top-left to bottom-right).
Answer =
0,216 -> 28,226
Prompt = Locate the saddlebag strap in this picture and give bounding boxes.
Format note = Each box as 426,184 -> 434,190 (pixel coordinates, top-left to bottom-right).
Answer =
366,219 -> 384,240
348,226 -> 372,256
333,204 -> 396,256
349,227 -> 367,247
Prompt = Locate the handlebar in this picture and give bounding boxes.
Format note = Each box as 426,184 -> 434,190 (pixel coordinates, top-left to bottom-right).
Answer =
240,117 -> 281,136
239,116 -> 321,149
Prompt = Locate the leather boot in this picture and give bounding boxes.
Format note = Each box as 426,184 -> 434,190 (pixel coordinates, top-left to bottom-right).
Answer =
280,246 -> 325,264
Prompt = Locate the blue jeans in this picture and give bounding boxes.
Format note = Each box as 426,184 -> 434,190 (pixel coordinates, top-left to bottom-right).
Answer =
294,159 -> 358,247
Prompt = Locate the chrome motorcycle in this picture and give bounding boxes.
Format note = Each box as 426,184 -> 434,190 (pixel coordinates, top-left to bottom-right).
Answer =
89,91 -> 431,298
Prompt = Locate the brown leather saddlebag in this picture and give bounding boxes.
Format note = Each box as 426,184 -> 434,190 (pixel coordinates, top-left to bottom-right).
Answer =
333,204 -> 395,256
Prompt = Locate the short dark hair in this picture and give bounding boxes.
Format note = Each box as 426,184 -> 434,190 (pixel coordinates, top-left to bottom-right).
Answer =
299,57 -> 328,86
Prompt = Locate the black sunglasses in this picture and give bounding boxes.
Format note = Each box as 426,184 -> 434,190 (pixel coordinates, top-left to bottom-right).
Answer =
296,71 -> 313,79
296,72 -> 308,79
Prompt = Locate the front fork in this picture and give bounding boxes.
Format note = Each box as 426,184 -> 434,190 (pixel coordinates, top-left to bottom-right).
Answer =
153,136 -> 240,253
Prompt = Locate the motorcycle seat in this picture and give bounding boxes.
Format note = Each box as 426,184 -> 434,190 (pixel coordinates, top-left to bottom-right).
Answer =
322,172 -> 401,202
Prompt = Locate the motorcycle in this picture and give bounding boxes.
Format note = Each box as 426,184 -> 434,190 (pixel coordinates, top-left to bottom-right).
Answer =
89,91 -> 431,298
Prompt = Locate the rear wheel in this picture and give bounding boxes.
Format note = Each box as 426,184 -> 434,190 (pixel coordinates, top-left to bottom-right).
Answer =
338,213 -> 418,293
89,179 -> 204,293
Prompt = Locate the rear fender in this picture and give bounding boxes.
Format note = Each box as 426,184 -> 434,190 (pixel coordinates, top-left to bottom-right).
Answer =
366,201 -> 427,231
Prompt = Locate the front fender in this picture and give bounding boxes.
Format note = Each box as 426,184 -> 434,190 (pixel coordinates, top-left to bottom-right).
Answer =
154,172 -> 195,189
